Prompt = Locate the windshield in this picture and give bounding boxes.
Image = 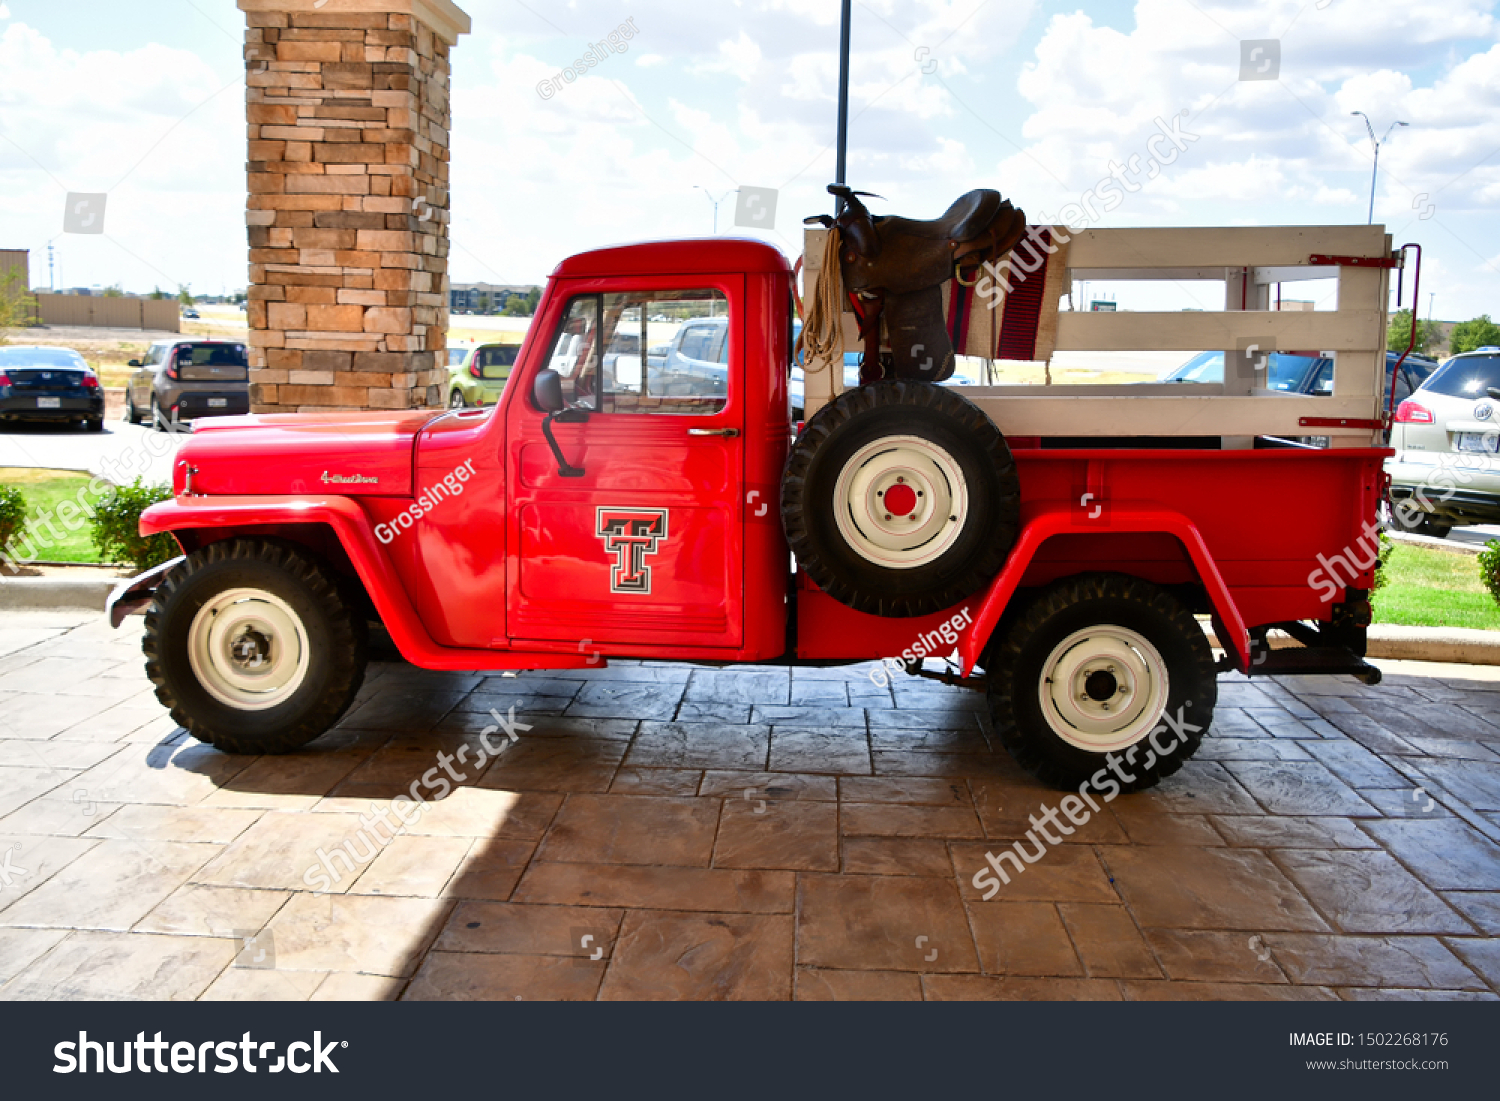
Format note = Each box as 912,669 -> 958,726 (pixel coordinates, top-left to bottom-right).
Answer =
1161,351 -> 1322,391
1424,355 -> 1500,399
1163,351 -> 1222,382
0,347 -> 87,368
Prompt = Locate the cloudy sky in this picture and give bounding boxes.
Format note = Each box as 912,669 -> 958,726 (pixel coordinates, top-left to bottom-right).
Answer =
1,0 -> 1497,318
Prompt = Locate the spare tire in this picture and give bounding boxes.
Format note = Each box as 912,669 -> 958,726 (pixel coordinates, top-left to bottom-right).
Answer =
782,380 -> 1021,617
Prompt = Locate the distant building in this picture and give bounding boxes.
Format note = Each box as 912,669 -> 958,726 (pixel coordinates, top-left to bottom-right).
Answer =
450,282 -> 536,313
0,248 -> 28,287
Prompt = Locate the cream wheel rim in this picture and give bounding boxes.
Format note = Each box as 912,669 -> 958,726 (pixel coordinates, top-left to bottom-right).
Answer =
1039,625 -> 1169,753
832,435 -> 968,569
187,588 -> 311,711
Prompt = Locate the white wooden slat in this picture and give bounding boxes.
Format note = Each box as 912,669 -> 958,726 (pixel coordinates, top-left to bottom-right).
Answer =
1055,310 -> 1382,352
965,393 -> 1378,437
1066,225 -> 1389,270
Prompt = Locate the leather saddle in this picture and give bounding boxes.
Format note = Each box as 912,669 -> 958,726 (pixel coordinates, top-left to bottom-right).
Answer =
806,184 -> 1028,381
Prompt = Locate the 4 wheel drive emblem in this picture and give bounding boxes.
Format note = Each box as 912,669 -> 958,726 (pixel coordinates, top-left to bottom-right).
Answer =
597,507 -> 669,594
1476,403 -> 1494,421
321,471 -> 379,485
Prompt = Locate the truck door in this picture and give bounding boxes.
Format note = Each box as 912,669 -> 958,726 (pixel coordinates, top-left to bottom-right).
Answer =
506,281 -> 746,653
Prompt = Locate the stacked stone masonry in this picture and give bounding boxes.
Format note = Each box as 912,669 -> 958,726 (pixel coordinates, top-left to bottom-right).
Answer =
243,9 -> 452,412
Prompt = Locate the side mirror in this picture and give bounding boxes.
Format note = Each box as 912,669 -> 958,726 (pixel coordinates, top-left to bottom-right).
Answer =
534,369 -> 565,413
128,359 -> 141,368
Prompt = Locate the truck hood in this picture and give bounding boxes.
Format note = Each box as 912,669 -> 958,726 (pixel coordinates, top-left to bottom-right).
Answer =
173,410 -> 445,497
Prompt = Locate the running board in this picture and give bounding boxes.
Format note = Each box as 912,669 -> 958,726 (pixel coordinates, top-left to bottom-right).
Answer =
1242,647 -> 1382,685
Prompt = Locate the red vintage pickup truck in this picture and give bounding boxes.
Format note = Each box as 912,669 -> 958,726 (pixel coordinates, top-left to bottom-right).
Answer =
111,228 -> 1398,792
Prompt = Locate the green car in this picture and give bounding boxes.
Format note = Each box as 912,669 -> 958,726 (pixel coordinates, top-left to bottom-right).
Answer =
447,341 -> 522,408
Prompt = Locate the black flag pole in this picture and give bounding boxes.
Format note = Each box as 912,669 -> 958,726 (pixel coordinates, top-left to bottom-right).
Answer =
835,0 -> 851,215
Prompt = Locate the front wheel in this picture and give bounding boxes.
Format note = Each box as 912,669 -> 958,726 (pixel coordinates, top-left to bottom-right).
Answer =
143,539 -> 368,754
983,574 -> 1216,791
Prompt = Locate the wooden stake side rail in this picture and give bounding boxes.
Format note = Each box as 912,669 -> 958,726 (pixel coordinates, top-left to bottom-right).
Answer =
800,223 -> 1395,444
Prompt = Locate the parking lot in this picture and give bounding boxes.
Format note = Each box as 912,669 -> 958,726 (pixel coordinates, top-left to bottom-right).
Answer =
0,610 -> 1496,1001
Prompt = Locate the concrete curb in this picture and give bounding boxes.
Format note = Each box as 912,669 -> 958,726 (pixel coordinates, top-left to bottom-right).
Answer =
1367,624 -> 1500,665
0,577 -> 118,612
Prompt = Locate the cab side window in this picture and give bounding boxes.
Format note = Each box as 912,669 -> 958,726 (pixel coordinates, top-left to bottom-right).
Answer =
599,289 -> 728,416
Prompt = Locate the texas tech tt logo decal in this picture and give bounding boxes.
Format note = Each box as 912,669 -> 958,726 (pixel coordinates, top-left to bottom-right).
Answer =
596,507 -> 669,594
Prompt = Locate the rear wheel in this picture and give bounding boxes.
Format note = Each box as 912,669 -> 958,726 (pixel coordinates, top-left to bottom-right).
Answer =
85,416 -> 103,433
449,389 -> 467,409
983,574 -> 1216,791
150,395 -> 167,432
143,539 -> 367,754
122,394 -> 139,425
781,381 -> 1020,617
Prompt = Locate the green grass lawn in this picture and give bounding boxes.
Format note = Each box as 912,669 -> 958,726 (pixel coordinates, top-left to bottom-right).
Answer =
0,468 -> 108,564
1375,542 -> 1500,630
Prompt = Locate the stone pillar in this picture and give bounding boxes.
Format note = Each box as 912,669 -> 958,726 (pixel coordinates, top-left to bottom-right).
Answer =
238,0 -> 470,413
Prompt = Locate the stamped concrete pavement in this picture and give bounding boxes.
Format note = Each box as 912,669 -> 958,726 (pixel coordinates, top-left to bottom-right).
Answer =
0,610 -> 1497,1001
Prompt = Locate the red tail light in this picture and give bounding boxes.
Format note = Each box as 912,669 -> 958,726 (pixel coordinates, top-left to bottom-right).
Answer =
165,364 -> 179,380
81,372 -> 99,391
1394,400 -> 1433,424
0,372 -> 10,387
469,363 -> 481,379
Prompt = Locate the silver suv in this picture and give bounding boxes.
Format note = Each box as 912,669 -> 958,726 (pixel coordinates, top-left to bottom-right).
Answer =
1387,348 -> 1500,537
124,340 -> 250,431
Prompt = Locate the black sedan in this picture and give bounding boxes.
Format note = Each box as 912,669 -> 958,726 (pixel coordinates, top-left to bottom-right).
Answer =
0,345 -> 104,431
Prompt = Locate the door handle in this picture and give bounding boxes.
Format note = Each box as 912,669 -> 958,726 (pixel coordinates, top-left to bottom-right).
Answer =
688,428 -> 739,437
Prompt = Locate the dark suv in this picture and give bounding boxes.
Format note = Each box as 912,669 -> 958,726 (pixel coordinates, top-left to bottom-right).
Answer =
124,340 -> 250,430
0,345 -> 104,431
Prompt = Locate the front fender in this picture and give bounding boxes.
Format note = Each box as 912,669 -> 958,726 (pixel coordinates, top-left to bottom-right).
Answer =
958,502 -> 1251,675
138,495 -> 594,672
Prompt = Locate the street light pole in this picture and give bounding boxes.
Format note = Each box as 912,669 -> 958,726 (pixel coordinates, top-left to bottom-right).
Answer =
1350,111 -> 1408,225
694,186 -> 739,234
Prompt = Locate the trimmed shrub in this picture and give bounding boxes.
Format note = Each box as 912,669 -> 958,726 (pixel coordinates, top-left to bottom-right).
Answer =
1480,539 -> 1500,610
90,479 -> 178,572
0,484 -> 25,558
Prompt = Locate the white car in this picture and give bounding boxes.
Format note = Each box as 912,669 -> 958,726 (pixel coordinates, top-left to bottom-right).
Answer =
1386,348 -> 1500,537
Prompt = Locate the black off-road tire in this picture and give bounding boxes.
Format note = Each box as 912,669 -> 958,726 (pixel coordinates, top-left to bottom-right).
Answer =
983,573 -> 1216,791
781,381 -> 1020,617
143,539 -> 367,754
